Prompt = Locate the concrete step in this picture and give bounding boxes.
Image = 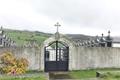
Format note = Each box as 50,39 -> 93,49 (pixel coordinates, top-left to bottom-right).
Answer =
49,72 -> 72,79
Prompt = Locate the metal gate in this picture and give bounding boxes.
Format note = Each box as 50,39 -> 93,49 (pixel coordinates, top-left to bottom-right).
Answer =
44,41 -> 69,72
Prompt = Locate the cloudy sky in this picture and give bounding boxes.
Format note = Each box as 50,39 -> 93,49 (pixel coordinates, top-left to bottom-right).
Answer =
0,0 -> 120,36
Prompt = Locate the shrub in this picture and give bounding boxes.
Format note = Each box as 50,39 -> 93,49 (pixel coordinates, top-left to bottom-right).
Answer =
0,51 -> 29,75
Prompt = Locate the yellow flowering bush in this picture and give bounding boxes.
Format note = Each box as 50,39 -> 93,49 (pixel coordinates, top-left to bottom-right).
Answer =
0,51 -> 29,75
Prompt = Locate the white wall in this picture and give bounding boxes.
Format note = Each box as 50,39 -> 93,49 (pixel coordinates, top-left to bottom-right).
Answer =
71,47 -> 120,70
1,47 -> 120,71
113,43 -> 120,47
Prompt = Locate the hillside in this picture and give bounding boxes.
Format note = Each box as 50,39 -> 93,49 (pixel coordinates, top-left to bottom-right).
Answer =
67,34 -> 94,41
4,29 -> 52,46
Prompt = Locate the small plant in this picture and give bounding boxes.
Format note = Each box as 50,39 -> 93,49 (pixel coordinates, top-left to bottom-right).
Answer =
0,51 -> 29,75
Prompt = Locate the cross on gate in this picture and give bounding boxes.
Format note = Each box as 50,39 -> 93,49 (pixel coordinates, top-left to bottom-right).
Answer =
54,22 -> 61,33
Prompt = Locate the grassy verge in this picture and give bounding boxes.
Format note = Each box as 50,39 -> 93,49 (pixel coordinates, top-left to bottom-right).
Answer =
0,73 -> 47,80
0,76 -> 47,80
69,68 -> 120,79
69,70 -> 96,79
1,69 -> 120,80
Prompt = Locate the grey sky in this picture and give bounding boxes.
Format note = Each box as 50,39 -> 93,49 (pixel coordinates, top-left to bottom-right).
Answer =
0,0 -> 120,36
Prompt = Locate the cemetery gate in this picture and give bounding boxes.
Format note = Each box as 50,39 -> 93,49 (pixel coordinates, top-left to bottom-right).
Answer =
44,41 -> 69,72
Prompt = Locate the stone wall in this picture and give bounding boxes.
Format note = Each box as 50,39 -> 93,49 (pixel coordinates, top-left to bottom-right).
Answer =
1,47 -> 120,71
0,47 -> 41,70
72,47 -> 120,70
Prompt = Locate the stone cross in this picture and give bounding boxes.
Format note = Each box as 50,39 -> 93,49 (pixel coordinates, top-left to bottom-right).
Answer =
54,22 -> 61,33
102,33 -> 104,37
108,30 -> 110,36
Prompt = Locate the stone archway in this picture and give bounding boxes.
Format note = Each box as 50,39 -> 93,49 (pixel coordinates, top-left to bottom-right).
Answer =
40,34 -> 75,71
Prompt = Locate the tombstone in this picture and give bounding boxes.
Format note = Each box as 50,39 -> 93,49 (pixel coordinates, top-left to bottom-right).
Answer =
99,33 -> 106,47
0,26 -> 4,35
106,30 -> 113,47
94,35 -> 100,47
91,40 -> 95,47
0,27 -> 17,47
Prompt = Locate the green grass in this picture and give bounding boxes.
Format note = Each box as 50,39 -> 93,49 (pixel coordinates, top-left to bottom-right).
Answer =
0,76 -> 47,80
69,70 -> 96,79
69,69 -> 120,79
0,70 -> 47,80
0,74 -> 47,80
2,69 -> 120,80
